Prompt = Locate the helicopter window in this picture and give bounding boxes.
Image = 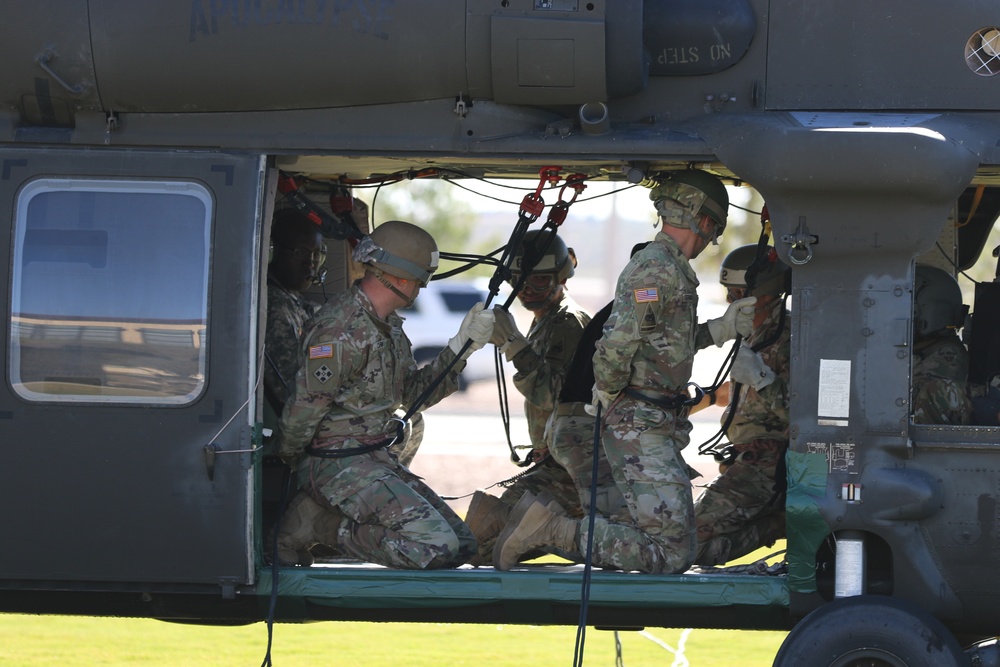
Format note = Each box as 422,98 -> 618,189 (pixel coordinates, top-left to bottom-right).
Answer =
9,178 -> 212,404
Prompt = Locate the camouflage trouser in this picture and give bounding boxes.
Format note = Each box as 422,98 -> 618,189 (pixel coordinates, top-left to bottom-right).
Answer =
693,438 -> 786,566
583,398 -> 696,574
300,450 -> 476,569
546,403 -> 627,519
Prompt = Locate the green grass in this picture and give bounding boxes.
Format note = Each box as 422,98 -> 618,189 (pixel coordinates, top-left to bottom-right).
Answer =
0,548 -> 790,665
0,615 -> 786,666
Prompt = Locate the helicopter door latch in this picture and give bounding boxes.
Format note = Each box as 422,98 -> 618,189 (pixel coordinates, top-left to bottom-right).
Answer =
203,443 -> 259,481
781,216 -> 819,265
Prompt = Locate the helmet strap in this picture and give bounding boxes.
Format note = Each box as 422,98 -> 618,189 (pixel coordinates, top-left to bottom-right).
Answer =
372,267 -> 418,309
691,214 -> 721,245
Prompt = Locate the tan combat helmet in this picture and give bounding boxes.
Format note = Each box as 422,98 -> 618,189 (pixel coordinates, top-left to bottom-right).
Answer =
366,220 -> 439,287
649,169 -> 730,243
720,244 -> 791,298
511,229 -> 577,283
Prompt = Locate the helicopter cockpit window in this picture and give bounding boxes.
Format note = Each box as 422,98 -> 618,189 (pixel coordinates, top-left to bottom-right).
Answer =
9,179 -> 212,404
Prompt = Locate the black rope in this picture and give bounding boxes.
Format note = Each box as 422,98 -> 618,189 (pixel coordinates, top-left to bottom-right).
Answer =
572,402 -> 603,667
259,465 -> 294,667
493,223 -> 564,465
696,226 -> 775,459
432,247 -> 505,280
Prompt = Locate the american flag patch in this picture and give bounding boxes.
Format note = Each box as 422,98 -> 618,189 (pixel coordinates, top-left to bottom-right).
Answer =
309,343 -> 334,359
634,287 -> 659,303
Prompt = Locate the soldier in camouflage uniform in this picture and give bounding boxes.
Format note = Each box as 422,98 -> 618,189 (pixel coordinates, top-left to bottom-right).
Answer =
274,220 -> 495,569
911,264 -> 973,425
264,208 -> 325,410
464,230 -> 590,565
545,300 -> 625,520
694,245 -> 792,565
543,243 -> 656,524
495,170 -> 756,573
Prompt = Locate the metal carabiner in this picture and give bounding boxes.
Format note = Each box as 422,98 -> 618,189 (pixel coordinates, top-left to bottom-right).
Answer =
786,243 -> 814,265
685,381 -> 706,406
384,417 -> 406,449
781,216 -> 818,266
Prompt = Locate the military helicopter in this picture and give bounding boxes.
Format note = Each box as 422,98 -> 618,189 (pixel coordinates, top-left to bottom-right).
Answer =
4,1 -> 1000,664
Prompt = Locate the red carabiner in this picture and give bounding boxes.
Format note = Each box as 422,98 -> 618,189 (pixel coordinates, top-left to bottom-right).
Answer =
519,166 -> 562,221
329,185 -> 353,214
545,173 -> 588,227
561,173 -> 588,204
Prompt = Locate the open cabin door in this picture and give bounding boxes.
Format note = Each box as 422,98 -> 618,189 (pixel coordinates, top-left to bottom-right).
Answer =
0,148 -> 264,589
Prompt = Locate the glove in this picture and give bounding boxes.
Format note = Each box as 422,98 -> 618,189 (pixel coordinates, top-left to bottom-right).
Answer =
730,346 -> 775,390
490,306 -> 530,360
448,302 -> 495,360
584,387 -> 619,416
707,296 -> 756,346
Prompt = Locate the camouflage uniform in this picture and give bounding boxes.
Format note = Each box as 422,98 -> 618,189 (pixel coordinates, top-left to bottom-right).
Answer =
468,296 -> 589,563
912,331 -> 973,425
264,276 -> 319,407
497,295 -> 590,513
583,232 -> 715,573
547,301 -> 627,519
277,283 -> 476,569
694,301 -> 791,565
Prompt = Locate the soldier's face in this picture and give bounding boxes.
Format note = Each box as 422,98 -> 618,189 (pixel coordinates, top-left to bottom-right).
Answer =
690,225 -> 710,258
515,273 -> 562,311
272,228 -> 325,292
691,216 -> 721,258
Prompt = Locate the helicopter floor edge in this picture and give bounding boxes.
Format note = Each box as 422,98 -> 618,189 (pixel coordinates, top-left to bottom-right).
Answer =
255,562 -> 791,629
0,564 -> 791,628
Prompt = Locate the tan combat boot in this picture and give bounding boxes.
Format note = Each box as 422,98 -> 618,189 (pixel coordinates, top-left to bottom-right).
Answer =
274,492 -> 338,566
534,492 -> 569,517
493,493 -> 579,571
464,490 -> 513,567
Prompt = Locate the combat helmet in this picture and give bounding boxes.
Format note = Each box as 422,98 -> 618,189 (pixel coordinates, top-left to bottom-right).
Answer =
364,220 -> 439,287
720,244 -> 791,298
649,170 -> 730,242
511,229 -> 577,282
914,264 -> 967,338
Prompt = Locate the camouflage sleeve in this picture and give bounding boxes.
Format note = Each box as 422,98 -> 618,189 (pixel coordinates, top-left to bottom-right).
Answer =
695,321 -> 715,351
511,313 -> 586,411
756,370 -> 790,427
263,296 -> 302,405
400,345 -> 463,409
276,329 -> 355,461
593,264 -> 653,393
727,322 -> 792,442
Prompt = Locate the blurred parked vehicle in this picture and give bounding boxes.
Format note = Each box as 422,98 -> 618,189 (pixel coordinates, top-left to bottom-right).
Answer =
400,280 -> 497,390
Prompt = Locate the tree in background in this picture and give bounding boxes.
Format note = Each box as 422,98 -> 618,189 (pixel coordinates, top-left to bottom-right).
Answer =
363,179 -> 501,280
